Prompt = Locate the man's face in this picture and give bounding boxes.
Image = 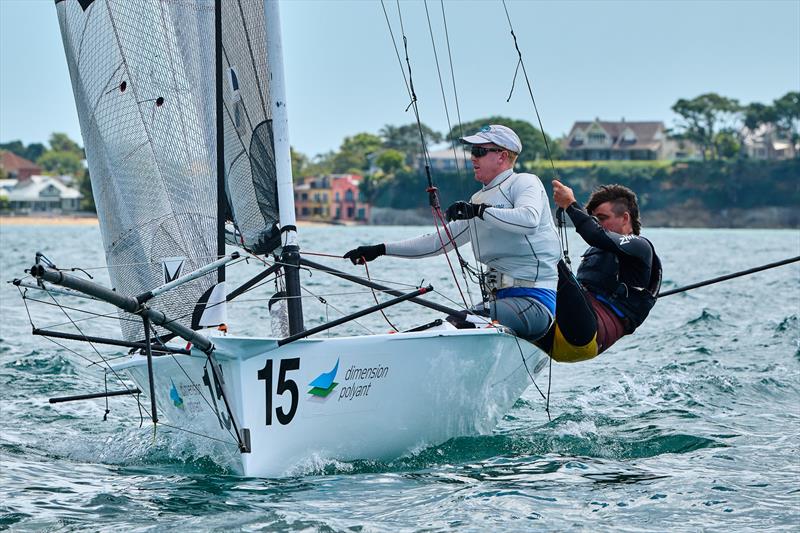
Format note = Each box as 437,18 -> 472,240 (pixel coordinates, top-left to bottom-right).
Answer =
470,143 -> 508,185
591,201 -> 630,234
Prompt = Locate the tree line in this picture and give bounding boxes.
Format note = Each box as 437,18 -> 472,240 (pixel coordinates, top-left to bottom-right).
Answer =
3,90 -> 796,213
670,91 -> 798,160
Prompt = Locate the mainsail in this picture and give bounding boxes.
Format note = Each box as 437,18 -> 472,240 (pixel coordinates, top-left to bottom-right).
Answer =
55,0 -> 281,341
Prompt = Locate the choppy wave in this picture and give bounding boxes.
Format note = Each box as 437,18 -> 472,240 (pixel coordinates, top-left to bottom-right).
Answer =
1,225 -> 799,531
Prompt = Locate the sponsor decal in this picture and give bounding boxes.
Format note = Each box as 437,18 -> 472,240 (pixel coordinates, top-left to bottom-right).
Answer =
619,235 -> 635,246
337,363 -> 389,402
308,358 -> 339,398
169,378 -> 184,408
162,256 -> 185,283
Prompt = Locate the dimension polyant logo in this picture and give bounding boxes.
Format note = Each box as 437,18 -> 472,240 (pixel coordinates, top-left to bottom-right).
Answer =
308,358 -> 339,398
169,379 -> 184,408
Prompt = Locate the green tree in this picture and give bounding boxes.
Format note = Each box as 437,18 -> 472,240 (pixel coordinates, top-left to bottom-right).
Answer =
375,149 -> 407,175
37,150 -> 84,176
332,132 -> 383,174
305,151 -> 335,176
714,130 -> 740,159
48,132 -> 83,156
671,93 -> 741,160
0,140 -> 46,162
379,123 -> 442,162
290,146 -> 308,177
743,102 -> 777,131
773,91 -> 800,157
0,140 -> 26,158
446,116 -> 562,166
78,169 -> 96,212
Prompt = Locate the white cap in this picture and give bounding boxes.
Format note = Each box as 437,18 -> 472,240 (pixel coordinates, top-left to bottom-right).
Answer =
460,124 -> 522,154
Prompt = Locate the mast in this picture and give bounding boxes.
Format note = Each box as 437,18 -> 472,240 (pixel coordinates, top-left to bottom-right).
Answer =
264,0 -> 304,334
215,0 -> 226,285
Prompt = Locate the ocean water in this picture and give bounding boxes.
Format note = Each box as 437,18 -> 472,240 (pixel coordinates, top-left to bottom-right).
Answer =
1,223 -> 798,531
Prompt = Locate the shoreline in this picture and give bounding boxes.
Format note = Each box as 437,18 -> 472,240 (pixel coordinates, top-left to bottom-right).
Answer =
0,215 -> 349,228
1,212 -> 797,230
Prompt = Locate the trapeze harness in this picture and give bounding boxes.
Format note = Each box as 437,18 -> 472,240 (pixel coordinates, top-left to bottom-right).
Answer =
535,202 -> 663,362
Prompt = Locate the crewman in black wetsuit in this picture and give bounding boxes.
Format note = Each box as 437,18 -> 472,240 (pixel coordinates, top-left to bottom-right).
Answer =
535,181 -> 662,362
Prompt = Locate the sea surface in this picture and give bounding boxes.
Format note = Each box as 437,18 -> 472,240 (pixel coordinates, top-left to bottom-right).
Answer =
1,223 -> 798,532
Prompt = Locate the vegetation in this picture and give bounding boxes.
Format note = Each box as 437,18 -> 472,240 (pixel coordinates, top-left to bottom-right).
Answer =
1,133 -> 95,212
671,91 -> 799,160
2,89 -> 796,218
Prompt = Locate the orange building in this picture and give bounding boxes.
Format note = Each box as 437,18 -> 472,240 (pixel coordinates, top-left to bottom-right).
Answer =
294,175 -> 331,220
331,174 -> 369,222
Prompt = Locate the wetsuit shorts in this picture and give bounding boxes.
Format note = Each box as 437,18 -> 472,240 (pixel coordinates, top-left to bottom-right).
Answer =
535,260 -> 626,362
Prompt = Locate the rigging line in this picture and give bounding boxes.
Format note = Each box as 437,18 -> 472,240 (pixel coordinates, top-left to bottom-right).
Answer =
439,0 -> 467,168
40,334 -> 111,369
500,0 -> 557,174
658,255 -> 800,297
511,335 -> 551,422
24,298 -> 141,326
354,4 -> 472,302
63,253 -> 242,273
299,284 -> 375,335
379,0 -> 413,99
228,289 -> 428,304
163,351 -> 240,445
40,287 -> 151,418
546,352 -> 553,420
37,310 -> 137,332
512,334 -> 547,402
431,207 -> 472,308
423,0 -> 463,180
156,421 -> 239,447
500,0 -> 571,266
17,285 -> 36,328
364,261 -> 399,332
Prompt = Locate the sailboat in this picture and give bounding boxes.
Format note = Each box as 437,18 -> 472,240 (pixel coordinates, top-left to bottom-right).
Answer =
19,0 -> 548,477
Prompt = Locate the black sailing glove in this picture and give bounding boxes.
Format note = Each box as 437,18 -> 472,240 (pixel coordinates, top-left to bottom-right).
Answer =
343,243 -> 386,265
445,201 -> 489,222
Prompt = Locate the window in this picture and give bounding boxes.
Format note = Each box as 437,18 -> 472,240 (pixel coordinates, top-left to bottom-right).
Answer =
345,190 -> 354,202
587,132 -> 607,144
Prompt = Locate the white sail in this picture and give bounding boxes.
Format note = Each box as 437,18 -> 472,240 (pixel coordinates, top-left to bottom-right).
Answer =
55,0 -> 283,340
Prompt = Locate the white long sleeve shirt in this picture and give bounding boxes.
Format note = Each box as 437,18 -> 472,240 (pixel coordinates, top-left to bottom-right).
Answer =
385,169 -> 561,290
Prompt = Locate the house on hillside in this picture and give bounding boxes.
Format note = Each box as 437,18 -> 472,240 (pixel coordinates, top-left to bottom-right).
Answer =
331,174 -> 369,222
294,175 -> 331,219
742,124 -> 797,160
0,150 -> 42,180
6,175 -> 82,212
416,146 -> 471,172
293,174 -> 370,222
562,119 -> 699,161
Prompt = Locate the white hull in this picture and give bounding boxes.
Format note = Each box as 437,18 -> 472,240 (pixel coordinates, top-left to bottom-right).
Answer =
112,328 -> 546,477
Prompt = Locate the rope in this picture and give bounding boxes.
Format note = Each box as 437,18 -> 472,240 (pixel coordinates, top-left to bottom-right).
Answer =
439,0 -> 467,170
423,0 -> 464,179
364,261 -> 399,332
380,0 -> 473,310
658,255 -> 800,297
500,0 -> 572,266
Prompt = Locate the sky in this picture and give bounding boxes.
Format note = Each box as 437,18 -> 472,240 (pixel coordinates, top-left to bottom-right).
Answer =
0,0 -> 798,158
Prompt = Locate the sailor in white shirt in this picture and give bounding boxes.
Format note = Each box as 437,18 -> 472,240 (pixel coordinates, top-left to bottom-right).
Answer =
344,125 -> 561,341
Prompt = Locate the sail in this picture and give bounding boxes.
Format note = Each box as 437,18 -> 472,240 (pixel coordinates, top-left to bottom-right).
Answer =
220,0 -> 282,254
54,0 -> 277,341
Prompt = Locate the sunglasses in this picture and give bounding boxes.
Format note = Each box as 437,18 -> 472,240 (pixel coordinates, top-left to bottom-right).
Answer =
470,146 -> 506,158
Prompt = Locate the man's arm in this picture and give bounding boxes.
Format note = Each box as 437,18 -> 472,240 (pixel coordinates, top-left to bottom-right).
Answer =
552,179 -> 651,260
385,219 -> 471,259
